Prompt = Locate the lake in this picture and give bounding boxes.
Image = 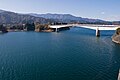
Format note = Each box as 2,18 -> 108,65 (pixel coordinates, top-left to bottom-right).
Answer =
0,27 -> 120,80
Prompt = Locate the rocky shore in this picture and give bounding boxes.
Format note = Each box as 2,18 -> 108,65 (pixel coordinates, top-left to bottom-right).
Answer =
112,28 -> 120,44
0,23 -> 55,33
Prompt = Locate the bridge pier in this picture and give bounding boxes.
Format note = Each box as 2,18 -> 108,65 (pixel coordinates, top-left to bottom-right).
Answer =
55,28 -> 58,32
55,28 -> 59,32
96,27 -> 100,37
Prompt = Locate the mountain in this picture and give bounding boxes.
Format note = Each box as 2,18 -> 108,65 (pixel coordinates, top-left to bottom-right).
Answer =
30,13 -> 81,20
0,10 -> 53,24
0,9 -> 113,25
0,9 -> 5,13
29,13 -> 105,23
112,21 -> 120,25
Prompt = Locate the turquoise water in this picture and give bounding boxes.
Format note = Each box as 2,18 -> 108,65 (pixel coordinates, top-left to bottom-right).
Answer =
0,27 -> 120,80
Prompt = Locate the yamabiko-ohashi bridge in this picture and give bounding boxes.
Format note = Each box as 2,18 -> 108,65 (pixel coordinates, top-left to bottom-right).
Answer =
49,24 -> 120,37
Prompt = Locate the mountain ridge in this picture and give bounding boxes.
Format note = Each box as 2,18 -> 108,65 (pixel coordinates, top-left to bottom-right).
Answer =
0,9 -> 116,24
0,9 -> 53,24
29,13 -> 105,23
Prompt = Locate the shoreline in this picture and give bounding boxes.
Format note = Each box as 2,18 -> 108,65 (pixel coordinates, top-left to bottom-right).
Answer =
6,29 -> 54,33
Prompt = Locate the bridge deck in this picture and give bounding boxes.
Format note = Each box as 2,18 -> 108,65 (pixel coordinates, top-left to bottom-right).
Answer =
49,24 -> 119,30
78,26 -> 118,30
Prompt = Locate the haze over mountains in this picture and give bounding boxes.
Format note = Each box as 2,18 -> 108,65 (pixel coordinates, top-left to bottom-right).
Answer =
29,13 -> 105,23
0,10 -> 5,13
0,9 -> 119,24
0,9 -> 52,24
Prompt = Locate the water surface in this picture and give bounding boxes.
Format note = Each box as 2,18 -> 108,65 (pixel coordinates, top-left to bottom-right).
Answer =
0,27 -> 120,80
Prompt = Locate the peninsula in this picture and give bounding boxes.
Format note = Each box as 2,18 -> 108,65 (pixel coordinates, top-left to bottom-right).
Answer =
112,28 -> 120,44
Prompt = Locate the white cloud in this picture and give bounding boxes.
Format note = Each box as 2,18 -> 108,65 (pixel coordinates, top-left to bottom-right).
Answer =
101,12 -> 105,15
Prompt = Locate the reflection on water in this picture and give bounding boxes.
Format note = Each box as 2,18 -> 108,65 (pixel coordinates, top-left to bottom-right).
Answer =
0,27 -> 120,80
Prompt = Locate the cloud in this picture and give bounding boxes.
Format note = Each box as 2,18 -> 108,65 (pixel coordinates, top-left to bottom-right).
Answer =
101,12 -> 105,15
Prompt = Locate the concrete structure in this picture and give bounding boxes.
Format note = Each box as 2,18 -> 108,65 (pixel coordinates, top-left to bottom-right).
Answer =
49,24 -> 120,36
50,24 -> 72,32
96,27 -> 100,37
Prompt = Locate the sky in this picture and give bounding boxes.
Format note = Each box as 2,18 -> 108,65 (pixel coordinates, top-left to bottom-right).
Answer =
0,0 -> 120,21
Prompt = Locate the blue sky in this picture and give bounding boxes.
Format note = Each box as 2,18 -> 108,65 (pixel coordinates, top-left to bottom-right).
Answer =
0,0 -> 120,21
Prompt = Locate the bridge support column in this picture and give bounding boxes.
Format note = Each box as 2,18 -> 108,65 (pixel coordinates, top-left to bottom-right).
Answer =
96,27 -> 100,37
55,28 -> 58,32
55,28 -> 59,32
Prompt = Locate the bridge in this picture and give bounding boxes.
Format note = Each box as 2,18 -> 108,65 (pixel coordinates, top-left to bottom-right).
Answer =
49,24 -> 120,37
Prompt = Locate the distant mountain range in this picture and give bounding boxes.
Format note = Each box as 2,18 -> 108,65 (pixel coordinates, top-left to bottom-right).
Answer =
0,9 -> 119,25
0,10 -> 5,13
0,9 -> 52,24
29,13 -> 105,23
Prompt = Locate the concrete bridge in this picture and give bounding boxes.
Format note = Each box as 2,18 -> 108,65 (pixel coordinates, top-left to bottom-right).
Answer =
49,24 -> 120,37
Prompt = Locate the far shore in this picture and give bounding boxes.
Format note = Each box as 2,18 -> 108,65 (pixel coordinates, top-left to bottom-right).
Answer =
1,24 -> 120,34
6,29 -> 54,33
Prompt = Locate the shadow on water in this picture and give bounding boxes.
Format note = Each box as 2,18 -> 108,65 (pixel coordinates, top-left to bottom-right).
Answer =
100,30 -> 120,80
114,44 -> 120,80
88,29 -> 119,80
100,30 -> 115,37
0,33 -> 8,35
106,42 -> 120,80
70,27 -> 119,80
95,42 -> 120,80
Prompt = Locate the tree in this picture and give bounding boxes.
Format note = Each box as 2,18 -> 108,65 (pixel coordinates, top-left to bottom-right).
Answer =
0,24 -> 8,33
25,23 -> 35,31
